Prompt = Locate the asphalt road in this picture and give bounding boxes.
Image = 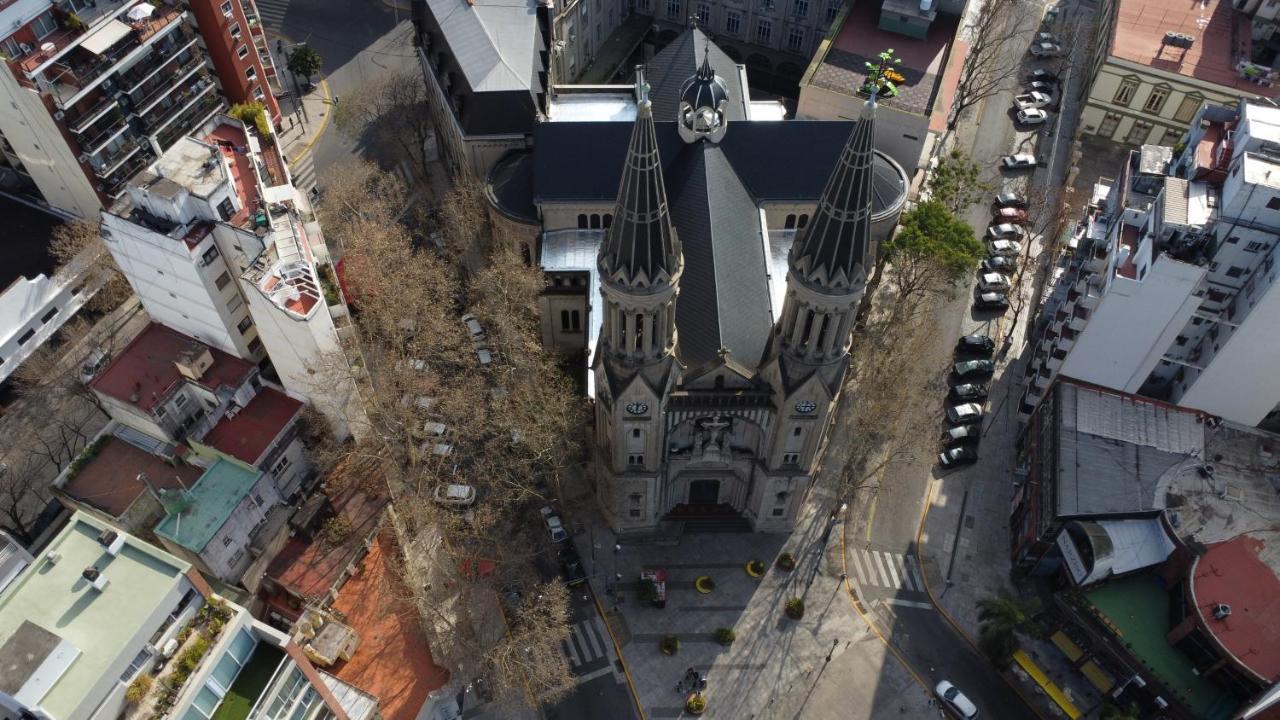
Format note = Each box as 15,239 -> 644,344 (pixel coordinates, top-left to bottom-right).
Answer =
842,0 -> 1091,716
544,585 -> 638,720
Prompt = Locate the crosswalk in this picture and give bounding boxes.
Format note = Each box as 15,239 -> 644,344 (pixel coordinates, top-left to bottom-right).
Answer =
250,0 -> 289,32
285,148 -> 316,194
562,616 -> 611,669
848,548 -> 926,595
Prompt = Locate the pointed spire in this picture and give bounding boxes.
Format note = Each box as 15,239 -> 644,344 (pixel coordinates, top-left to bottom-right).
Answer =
697,44 -> 714,81
788,93 -> 876,292
598,67 -> 682,292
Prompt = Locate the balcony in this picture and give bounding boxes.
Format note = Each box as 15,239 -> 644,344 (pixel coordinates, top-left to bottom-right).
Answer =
91,136 -> 142,178
101,148 -> 152,196
116,30 -> 198,92
153,91 -> 222,150
132,56 -> 206,116
65,94 -> 120,134
78,110 -> 130,156
140,77 -> 215,133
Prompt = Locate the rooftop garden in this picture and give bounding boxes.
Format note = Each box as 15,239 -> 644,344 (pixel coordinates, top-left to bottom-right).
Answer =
124,598 -> 234,720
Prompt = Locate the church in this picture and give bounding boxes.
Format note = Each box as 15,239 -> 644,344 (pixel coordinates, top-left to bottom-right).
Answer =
485,29 -> 909,535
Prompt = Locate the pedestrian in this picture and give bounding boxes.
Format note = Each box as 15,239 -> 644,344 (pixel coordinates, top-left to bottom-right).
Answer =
290,117 -> 296,129
698,678 -> 707,691
674,681 -> 684,694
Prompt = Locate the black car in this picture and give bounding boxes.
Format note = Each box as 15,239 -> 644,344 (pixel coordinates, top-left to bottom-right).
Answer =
559,547 -> 587,586
955,334 -> 996,356
974,292 -> 1010,312
938,445 -> 979,468
1027,68 -> 1059,83
951,383 -> 989,401
952,359 -> 995,379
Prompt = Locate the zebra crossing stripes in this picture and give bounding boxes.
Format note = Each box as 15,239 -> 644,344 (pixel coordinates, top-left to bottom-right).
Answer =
250,0 -> 288,31
285,150 -> 316,194
849,549 -> 925,594
561,616 -> 610,668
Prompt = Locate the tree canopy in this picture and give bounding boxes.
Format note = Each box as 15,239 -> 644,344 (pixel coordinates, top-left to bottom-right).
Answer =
287,45 -> 323,82
926,149 -> 995,214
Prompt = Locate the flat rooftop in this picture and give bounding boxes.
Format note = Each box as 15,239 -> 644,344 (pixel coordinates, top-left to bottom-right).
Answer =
0,513 -> 190,720
1109,0 -> 1267,94
148,136 -> 229,200
60,434 -> 203,518
1191,531 -> 1280,684
202,387 -> 303,465
808,0 -> 958,117
154,458 -> 263,552
90,322 -> 254,413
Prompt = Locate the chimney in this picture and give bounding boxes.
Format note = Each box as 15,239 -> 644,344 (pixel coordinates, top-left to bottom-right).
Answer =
173,344 -> 214,381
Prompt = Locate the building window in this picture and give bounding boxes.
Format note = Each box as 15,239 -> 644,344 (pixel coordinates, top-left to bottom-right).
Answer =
756,19 -> 772,43
215,271 -> 232,290
726,10 -> 741,34
825,0 -> 840,23
1160,127 -> 1183,147
174,393 -> 188,408
1113,78 -> 1139,107
1245,240 -> 1268,252
1,37 -> 21,59
247,337 -> 264,355
577,213 -> 588,229
629,508 -> 641,518
1125,120 -> 1153,145
229,23 -> 242,39
696,2 -> 710,24
253,86 -> 265,100
16,328 -> 36,346
628,454 -> 644,466
202,245 -> 221,265
760,0 -> 775,10
787,26 -> 804,51
216,197 -> 235,221
792,0 -> 808,15
222,536 -> 233,547
666,0 -> 680,18
40,307 -> 59,324
1143,86 -> 1170,114
1226,266 -> 1246,278
32,11 -> 58,39
1173,95 -> 1202,123
273,455 -> 291,475
245,65 -> 256,80
772,507 -> 785,517
782,452 -> 800,465
237,45 -> 249,59
560,309 -> 582,332
237,316 -> 253,335
1267,197 -> 1280,210
220,0 -> 233,15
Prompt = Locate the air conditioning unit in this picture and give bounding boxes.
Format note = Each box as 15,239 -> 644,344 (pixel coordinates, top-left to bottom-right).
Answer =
78,154 -> 89,164
53,110 -> 64,121
1213,603 -> 1231,619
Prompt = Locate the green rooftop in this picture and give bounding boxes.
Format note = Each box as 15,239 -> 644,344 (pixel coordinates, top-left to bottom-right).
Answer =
155,459 -> 263,552
0,513 -> 189,720
1085,572 -> 1238,719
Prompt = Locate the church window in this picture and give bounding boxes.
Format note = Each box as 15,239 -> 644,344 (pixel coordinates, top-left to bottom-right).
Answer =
782,453 -> 800,465
801,310 -> 815,347
815,314 -> 830,350
630,509 -> 642,518
560,310 -> 581,332
784,214 -> 796,229
725,10 -> 741,34
666,0 -> 681,18
772,507 -> 786,517
787,26 -> 804,51
825,0 -> 839,24
756,19 -> 772,43
792,0 -> 808,17
590,214 -> 601,229
577,214 -> 588,228
632,428 -> 641,438
798,214 -> 809,228
603,214 -> 613,228
628,454 -> 645,466
696,2 -> 710,24
634,313 -> 645,352
793,427 -> 802,436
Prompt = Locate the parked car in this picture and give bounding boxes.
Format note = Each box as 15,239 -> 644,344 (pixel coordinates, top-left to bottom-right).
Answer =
978,272 -> 1011,293
433,483 -> 477,507
79,347 -> 111,384
955,334 -> 995,355
988,239 -> 1022,256
1035,32 -> 1060,44
559,547 -> 587,586
541,506 -> 569,542
994,190 -> 1026,207
1013,91 -> 1053,110
1027,68 -> 1059,83
952,359 -> 995,379
941,423 -> 981,445
460,312 -> 486,340
973,292 -> 1011,312
1028,81 -> 1057,97
1016,108 -> 1049,126
1000,153 -> 1037,170
475,346 -> 493,366
982,256 -> 1017,274
986,223 -> 1024,240
992,207 -> 1029,223
951,383 -> 989,401
938,446 -> 979,468
1029,41 -> 1062,57
947,402 -> 984,424
935,681 -> 980,719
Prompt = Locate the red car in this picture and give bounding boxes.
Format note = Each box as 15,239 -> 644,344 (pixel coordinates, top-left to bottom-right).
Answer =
992,206 -> 1029,223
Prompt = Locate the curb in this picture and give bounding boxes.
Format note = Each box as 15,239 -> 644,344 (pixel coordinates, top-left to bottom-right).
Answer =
286,77 -> 333,165
591,591 -> 647,720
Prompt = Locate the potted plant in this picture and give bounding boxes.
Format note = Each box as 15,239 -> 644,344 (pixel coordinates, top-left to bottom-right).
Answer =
660,634 -> 679,655
685,692 -> 707,715
776,552 -> 796,571
785,597 -> 805,620
694,575 -> 715,594
745,559 -> 765,578
713,627 -> 735,646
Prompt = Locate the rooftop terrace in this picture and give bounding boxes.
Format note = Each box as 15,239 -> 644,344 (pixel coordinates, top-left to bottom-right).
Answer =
90,322 -> 254,413
59,432 -> 203,518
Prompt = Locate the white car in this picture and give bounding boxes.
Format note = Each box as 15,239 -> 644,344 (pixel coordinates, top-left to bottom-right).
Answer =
988,239 -> 1022,256
935,681 -> 979,719
433,483 -> 477,507
1013,91 -> 1052,109
541,506 -> 569,542
1016,108 -> 1049,125
986,223 -> 1024,240
460,312 -> 486,340
1030,41 -> 1062,57
947,402 -> 984,424
978,273 -> 1011,292
1001,153 -> 1037,170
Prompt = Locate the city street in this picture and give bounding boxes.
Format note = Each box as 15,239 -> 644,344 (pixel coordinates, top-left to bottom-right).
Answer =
544,586 -> 638,720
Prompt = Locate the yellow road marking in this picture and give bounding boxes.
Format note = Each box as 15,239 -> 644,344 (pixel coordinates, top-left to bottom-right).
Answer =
289,77 -> 332,164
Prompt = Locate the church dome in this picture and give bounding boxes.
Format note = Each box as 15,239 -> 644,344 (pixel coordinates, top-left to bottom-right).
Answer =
677,50 -> 729,143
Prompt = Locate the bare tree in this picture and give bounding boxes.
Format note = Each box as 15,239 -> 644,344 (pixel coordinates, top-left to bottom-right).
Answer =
948,0 -> 1037,132
49,220 -> 132,313
332,70 -> 436,183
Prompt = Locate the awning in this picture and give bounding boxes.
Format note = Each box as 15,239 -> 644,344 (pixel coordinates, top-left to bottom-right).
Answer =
81,19 -> 133,55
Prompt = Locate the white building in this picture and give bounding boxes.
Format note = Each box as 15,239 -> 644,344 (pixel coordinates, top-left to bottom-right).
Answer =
100,115 -> 364,439
0,511 -> 372,720
1023,100 -> 1280,429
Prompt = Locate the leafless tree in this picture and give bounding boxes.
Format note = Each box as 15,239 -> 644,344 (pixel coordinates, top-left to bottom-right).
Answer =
948,0 -> 1037,132
49,220 -> 132,314
1003,185 -> 1072,345
332,70 -> 436,183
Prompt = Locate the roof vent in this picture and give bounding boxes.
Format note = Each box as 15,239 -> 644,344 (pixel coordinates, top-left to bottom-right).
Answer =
82,565 -> 100,582
1198,464 -> 1215,478
1212,603 -> 1231,620
97,528 -> 123,553
45,550 -> 61,565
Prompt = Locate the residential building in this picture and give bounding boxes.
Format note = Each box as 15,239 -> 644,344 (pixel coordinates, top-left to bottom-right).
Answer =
198,386 -> 308,499
185,0 -> 284,124
1008,378 -> 1280,720
0,511 -> 374,720
1080,0 -> 1279,150
0,530 -> 33,593
0,0 -> 281,220
100,115 -> 365,439
798,0 -> 967,177
1022,100 -> 1280,428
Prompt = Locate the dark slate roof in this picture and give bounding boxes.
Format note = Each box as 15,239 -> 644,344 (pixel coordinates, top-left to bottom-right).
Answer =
679,49 -> 729,113
533,121 -> 905,207
646,28 -> 747,122
486,150 -> 538,223
666,143 -> 772,368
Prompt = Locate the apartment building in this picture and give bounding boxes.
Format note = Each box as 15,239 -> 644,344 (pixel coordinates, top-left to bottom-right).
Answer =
0,0 -> 280,220
1081,0 -> 1279,149
0,512 -> 373,720
100,114 -> 364,439
1023,99 -> 1280,428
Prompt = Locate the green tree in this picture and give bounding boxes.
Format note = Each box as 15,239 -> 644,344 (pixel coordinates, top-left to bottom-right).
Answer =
287,45 -> 323,86
927,149 -> 996,214
880,200 -> 982,321
976,589 -> 1039,667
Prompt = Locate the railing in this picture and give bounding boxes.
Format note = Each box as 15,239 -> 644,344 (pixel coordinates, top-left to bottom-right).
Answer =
132,56 -> 205,115
92,136 -> 141,178
66,94 -> 120,133
140,78 -> 214,132
154,92 -> 221,149
79,111 -> 130,155
116,30 -> 196,92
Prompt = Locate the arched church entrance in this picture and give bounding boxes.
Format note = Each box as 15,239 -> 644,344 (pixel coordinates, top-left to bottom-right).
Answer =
687,479 -> 721,505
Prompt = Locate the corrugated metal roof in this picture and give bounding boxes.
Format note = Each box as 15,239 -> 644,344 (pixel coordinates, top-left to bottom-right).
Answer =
425,0 -> 539,92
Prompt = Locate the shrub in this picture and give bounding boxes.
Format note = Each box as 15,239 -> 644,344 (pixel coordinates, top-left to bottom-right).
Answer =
713,627 -> 735,646
785,597 -> 805,620
177,634 -> 210,674
685,693 -> 707,714
229,101 -> 271,140
745,560 -> 765,577
125,675 -> 153,704
660,634 -> 679,655
776,552 -> 796,571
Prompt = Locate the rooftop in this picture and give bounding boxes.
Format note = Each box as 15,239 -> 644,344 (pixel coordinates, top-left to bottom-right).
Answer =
1108,0 -> 1271,94
202,387 -> 303,465
423,0 -> 539,93
0,513 -> 190,720
327,533 -> 449,720
59,433 -> 203,518
146,135 -> 229,200
154,458 -> 264,552
90,322 -> 255,413
1191,531 -> 1280,683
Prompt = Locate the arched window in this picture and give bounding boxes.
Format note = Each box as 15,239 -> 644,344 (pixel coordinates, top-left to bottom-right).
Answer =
560,310 -> 571,331
577,214 -> 589,229
784,214 -> 796,230
570,310 -> 581,331
589,214 -> 601,229
603,214 -> 613,228
798,214 -> 810,229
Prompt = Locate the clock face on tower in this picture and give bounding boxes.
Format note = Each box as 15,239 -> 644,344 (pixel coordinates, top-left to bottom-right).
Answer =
795,400 -> 817,414
625,402 -> 649,415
